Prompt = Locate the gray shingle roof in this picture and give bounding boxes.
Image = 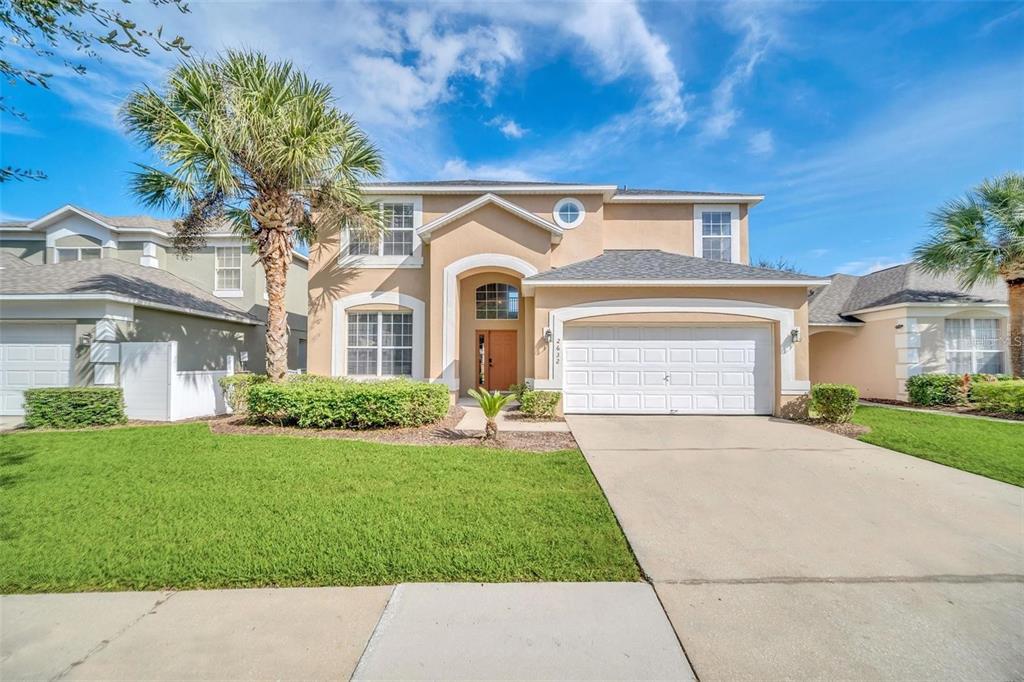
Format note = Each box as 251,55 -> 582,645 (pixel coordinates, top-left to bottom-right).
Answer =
0,257 -> 258,324
808,263 -> 1008,324
524,250 -> 821,282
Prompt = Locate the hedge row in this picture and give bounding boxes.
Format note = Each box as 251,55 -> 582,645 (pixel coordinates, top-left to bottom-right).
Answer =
906,374 -> 968,406
970,380 -> 1024,414
23,388 -> 127,429
246,378 -> 450,429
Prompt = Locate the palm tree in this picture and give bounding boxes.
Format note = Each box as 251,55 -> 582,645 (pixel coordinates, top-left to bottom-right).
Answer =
121,50 -> 384,381
467,388 -> 515,441
913,172 -> 1024,377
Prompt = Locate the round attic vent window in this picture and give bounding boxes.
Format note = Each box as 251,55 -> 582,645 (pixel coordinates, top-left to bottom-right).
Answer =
553,198 -> 585,229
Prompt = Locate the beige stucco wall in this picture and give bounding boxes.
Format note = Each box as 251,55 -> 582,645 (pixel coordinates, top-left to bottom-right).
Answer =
809,322 -> 898,400
306,193 -> 782,400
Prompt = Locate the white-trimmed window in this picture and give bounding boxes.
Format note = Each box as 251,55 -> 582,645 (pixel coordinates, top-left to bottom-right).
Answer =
215,246 -> 243,294
347,311 -> 413,376
945,318 -> 1004,374
694,205 -> 740,263
348,202 -> 415,257
55,247 -> 102,262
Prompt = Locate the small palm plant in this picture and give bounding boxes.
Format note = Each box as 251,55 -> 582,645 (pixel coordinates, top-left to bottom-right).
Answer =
467,388 -> 514,441
913,172 -> 1024,377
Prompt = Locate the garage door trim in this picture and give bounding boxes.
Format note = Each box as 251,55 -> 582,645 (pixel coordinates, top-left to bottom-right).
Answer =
536,297 -> 806,397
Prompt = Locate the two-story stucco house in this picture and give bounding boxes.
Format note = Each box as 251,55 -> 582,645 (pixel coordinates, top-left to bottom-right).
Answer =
307,181 -> 829,416
0,205 -> 308,417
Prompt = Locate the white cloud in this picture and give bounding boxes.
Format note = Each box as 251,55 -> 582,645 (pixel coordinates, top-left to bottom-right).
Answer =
562,2 -> 687,126
488,116 -> 528,139
749,129 -> 774,156
700,3 -> 788,142
806,248 -> 829,258
834,257 -> 905,276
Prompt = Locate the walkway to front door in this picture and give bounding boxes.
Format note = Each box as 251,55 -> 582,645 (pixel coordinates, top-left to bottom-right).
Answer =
567,415 -> 1023,680
476,330 -> 517,391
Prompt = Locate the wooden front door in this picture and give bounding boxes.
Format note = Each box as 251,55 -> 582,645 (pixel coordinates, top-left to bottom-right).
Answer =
477,330 -> 517,391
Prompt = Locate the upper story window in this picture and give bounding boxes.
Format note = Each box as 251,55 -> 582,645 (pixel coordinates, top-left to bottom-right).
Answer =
701,212 -> 733,262
215,246 -> 243,293
694,204 -> 740,263
348,202 -> 415,257
945,318 -> 1003,374
56,247 -> 101,262
476,283 -> 519,320
553,198 -> 585,229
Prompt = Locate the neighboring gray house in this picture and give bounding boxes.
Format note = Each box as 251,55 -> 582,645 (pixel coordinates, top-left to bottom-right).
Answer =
808,263 -> 1009,400
0,205 -> 308,417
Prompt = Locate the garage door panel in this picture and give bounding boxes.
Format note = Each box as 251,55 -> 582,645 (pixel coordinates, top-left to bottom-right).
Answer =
0,323 -> 74,416
668,348 -> 692,363
564,347 -> 588,363
668,372 -> 692,386
642,348 -> 666,363
562,324 -> 773,415
615,348 -> 640,363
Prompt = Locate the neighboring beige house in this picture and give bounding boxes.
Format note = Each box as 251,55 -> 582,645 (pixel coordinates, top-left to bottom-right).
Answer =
0,205 -> 308,417
307,180 -> 828,416
808,264 -> 1009,401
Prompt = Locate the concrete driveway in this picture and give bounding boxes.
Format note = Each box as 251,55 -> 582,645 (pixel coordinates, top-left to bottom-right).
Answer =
568,415 -> 1024,681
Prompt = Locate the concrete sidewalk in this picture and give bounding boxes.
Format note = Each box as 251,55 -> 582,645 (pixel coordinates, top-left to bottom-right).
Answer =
1,583 -> 692,680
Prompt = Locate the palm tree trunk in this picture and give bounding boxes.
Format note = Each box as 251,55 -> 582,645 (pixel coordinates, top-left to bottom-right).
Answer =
485,419 -> 498,440
252,193 -> 294,382
1008,279 -> 1023,378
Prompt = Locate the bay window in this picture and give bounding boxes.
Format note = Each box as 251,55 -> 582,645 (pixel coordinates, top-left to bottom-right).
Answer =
944,318 -> 1003,374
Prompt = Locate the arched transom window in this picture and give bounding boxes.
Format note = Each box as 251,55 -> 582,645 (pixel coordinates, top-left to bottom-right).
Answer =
476,283 -> 519,320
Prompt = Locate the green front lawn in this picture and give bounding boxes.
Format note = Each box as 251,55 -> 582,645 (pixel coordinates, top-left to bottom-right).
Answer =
853,406 -> 1024,487
0,424 -> 639,593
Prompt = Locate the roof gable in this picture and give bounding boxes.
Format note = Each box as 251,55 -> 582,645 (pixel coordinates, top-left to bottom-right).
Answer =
417,193 -> 563,244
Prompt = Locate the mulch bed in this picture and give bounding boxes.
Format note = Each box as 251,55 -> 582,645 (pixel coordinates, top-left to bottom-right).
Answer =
208,404 -> 579,453
861,398 -> 1024,422
787,418 -> 870,439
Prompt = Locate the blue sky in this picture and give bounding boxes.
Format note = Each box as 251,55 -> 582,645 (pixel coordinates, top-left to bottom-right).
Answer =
1,0 -> 1022,275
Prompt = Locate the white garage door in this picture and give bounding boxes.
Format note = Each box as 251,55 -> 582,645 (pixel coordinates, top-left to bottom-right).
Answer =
0,323 -> 74,415
562,325 -> 773,415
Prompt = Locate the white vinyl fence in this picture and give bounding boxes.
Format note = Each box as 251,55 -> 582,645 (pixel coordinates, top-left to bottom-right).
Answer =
120,341 -> 233,421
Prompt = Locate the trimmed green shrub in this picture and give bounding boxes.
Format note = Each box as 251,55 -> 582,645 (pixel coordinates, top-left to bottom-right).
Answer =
509,383 -> 529,401
519,390 -> 562,419
906,374 -> 968,406
23,388 -> 126,429
218,373 -> 269,413
246,378 -> 450,429
970,380 -> 1024,415
810,383 -> 859,423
